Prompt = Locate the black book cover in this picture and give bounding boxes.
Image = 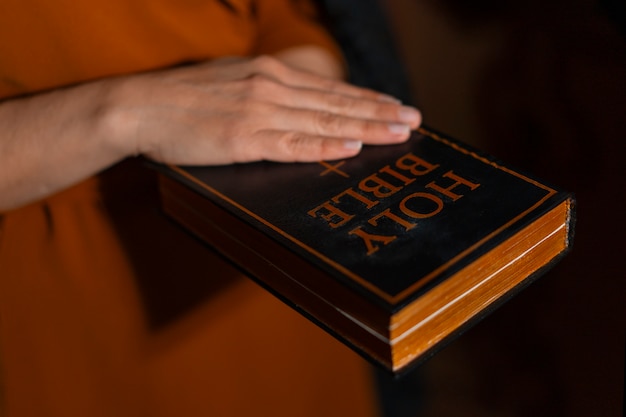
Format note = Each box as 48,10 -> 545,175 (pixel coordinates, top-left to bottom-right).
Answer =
155,126 -> 575,372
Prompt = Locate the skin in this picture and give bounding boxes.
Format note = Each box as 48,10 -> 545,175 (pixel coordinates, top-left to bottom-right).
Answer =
0,46 -> 421,212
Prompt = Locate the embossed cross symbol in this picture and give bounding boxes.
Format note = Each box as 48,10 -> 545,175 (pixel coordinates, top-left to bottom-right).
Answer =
318,161 -> 349,178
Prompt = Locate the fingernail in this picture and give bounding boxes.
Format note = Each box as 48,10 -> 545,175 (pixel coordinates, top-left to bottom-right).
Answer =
388,123 -> 410,135
343,140 -> 363,150
399,106 -> 421,124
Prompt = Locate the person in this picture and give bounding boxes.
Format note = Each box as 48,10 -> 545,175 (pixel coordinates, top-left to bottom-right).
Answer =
0,1 -> 421,416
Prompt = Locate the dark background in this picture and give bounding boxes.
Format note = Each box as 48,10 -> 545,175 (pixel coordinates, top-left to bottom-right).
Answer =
374,0 -> 625,416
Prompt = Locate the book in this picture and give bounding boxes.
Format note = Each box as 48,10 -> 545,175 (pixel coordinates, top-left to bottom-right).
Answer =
155,126 -> 575,373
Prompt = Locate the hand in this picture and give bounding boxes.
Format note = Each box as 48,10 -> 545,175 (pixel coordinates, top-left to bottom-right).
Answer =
0,54 -> 421,211
107,55 -> 422,165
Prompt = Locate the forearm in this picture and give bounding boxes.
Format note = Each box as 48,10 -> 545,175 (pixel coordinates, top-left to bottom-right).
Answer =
0,80 -> 131,211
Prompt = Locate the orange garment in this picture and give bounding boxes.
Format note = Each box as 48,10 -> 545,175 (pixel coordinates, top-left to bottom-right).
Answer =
0,0 -> 339,97
0,1 -> 378,416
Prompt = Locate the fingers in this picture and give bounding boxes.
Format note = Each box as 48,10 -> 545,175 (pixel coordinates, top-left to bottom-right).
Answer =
268,105 -> 413,145
213,73 -> 421,132
172,56 -> 421,131
207,79 -> 416,147
244,130 -> 364,163
269,83 -> 422,129
220,103 -> 414,163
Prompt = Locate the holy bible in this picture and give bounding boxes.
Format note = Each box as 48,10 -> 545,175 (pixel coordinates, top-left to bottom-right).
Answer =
155,126 -> 574,373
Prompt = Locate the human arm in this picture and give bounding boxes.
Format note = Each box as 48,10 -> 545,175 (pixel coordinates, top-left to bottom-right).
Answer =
0,55 -> 421,212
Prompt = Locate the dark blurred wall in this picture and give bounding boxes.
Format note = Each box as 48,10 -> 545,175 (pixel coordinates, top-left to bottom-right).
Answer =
385,1 -> 625,416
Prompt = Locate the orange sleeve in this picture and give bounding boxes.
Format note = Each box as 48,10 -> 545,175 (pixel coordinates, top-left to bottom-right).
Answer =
252,0 -> 343,59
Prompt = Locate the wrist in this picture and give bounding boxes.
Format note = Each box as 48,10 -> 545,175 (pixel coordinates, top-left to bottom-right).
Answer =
90,77 -> 143,160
